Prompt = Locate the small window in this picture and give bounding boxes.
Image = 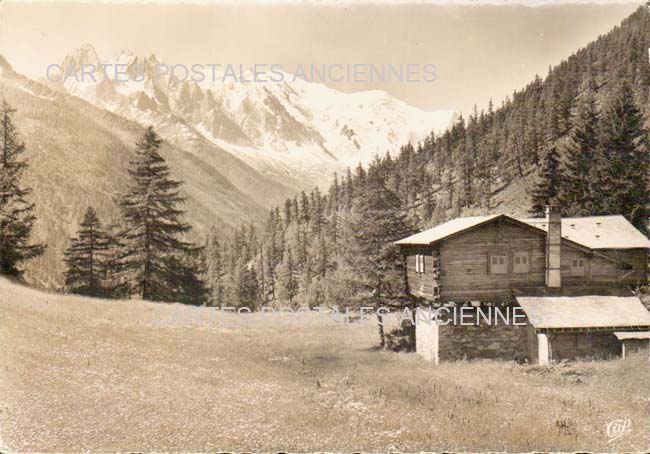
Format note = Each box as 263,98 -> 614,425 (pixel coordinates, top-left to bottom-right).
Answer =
490,254 -> 507,274
571,258 -> 586,276
414,254 -> 426,274
513,252 -> 529,274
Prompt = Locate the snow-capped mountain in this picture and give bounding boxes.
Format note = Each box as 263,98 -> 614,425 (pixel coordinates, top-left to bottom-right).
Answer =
1,46 -> 455,287
54,44 -> 456,189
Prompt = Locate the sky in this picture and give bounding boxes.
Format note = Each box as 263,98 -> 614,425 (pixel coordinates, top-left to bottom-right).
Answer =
0,1 -> 641,114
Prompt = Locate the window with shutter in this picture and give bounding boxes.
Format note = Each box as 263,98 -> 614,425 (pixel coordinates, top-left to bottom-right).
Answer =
513,252 -> 529,274
571,257 -> 586,276
415,254 -> 424,274
490,254 -> 507,274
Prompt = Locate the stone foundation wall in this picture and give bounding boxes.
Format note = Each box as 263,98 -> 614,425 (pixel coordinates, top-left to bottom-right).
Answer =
415,312 -> 641,364
438,321 -> 530,362
415,308 -> 532,363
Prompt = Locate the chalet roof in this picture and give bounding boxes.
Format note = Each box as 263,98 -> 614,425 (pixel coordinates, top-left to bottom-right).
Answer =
516,295 -> 650,329
520,215 -> 650,250
395,215 -> 502,245
395,213 -> 650,250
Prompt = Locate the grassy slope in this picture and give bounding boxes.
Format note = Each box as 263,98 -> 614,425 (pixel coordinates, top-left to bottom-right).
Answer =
1,277 -> 649,452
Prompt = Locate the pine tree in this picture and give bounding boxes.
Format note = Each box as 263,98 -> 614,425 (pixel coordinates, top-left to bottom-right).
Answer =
299,191 -> 310,224
346,169 -> 412,348
292,224 -> 308,268
206,230 -> 225,306
0,100 -> 44,277
263,209 -> 283,301
63,207 -> 111,297
257,240 -> 266,304
312,235 -> 329,278
461,139 -> 474,207
595,83 -> 650,231
103,225 -> 130,298
310,187 -> 325,237
279,247 -> 298,304
237,264 -> 261,309
343,168 -> 354,211
530,145 -> 562,217
561,89 -> 599,215
421,185 -> 435,223
327,173 -> 340,214
162,248 -> 209,305
354,163 -> 367,192
119,126 -> 205,302
283,199 -> 293,227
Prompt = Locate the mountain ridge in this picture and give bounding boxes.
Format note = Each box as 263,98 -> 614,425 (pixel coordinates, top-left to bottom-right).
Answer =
53,44 -> 456,190
1,48 -> 456,287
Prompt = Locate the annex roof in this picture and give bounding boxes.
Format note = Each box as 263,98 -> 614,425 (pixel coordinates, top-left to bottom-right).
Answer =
614,331 -> 650,340
516,295 -> 650,329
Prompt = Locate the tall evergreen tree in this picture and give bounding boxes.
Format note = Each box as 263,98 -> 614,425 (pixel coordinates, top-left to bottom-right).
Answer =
236,264 -> 261,309
206,231 -> 225,306
594,83 -> 650,231
345,170 -> 412,348
63,207 -> 111,297
310,187 -> 325,236
119,126 -> 205,302
343,168 -> 354,211
327,172 -> 340,214
103,225 -> 130,298
279,247 -> 298,304
561,89 -> 599,215
0,100 -> 44,277
529,145 -> 562,217
283,199 -> 293,227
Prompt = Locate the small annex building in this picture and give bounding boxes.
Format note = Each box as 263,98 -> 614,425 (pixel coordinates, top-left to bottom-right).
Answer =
517,295 -> 650,362
396,206 -> 650,364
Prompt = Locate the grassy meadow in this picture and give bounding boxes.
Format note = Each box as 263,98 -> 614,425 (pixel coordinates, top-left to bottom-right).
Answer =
0,278 -> 649,452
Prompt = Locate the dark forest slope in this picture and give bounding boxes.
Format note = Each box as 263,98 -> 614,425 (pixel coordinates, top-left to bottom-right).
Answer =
208,7 -> 650,308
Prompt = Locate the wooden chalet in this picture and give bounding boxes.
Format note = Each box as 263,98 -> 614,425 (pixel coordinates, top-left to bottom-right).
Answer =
396,206 -> 650,364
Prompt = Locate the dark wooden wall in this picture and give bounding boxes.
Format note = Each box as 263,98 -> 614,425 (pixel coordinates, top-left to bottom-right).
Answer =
403,244 -> 438,299
401,218 -> 649,302
600,248 -> 648,285
561,245 -> 605,285
436,219 -> 546,301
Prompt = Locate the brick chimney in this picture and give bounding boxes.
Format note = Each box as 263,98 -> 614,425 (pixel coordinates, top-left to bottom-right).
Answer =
545,205 -> 561,288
